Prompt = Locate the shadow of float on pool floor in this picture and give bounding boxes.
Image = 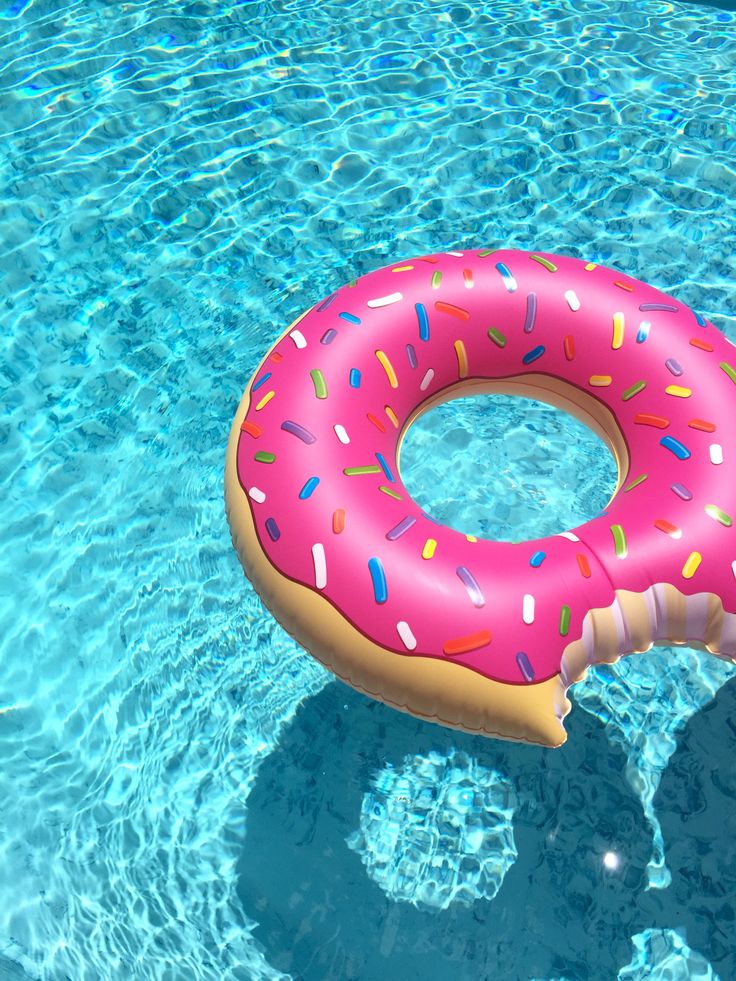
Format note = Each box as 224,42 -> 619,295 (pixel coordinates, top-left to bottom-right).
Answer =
237,683 -> 660,981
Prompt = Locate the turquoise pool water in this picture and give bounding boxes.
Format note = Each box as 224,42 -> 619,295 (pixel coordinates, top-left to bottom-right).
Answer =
1,0 -> 735,978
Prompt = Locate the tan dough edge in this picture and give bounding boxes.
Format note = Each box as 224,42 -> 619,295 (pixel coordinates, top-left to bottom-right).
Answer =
225,384 -> 571,748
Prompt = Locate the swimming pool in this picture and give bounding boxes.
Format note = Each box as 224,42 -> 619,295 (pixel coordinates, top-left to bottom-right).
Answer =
1,0 -> 734,978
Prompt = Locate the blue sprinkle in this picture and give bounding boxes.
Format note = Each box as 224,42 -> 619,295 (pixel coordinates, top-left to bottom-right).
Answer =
406,343 -> 418,368
298,476 -> 320,499
516,651 -> 535,682
265,517 -> 280,541
522,345 -> 545,365
376,452 -> 395,482
339,312 -> 361,325
529,551 -> 546,567
636,322 -> 651,343
317,292 -> 337,312
660,436 -> 691,460
416,302 -> 430,341
495,262 -> 518,292
349,368 -> 361,388
694,310 -> 706,328
252,372 -> 272,391
368,557 -> 388,604
320,328 -> 337,345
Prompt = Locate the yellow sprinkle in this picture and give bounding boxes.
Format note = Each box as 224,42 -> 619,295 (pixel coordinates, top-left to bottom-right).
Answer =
584,262 -> 597,271
612,312 -> 625,350
375,350 -> 399,388
385,404 -> 399,428
422,538 -> 437,559
682,551 -> 702,579
665,385 -> 692,398
255,390 -> 275,410
466,534 -> 478,543
589,375 -> 613,387
392,265 -> 414,272
454,339 -> 468,378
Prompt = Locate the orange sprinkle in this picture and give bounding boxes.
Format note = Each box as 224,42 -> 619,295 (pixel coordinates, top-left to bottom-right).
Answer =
576,553 -> 591,578
419,256 -> 439,263
614,281 -> 634,292
332,509 -> 346,534
689,337 -> 714,352
434,300 -> 471,320
589,375 -> 613,387
564,335 -> 576,361
240,420 -> 262,437
654,518 -> 681,538
634,413 -> 670,429
689,418 -> 716,432
454,339 -> 468,378
443,629 -> 492,656
367,412 -> 386,433
270,352 -> 284,363
385,404 -> 400,428
463,268 -> 474,288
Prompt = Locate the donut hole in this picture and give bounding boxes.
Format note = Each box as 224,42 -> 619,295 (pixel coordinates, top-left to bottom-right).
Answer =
398,392 -> 619,542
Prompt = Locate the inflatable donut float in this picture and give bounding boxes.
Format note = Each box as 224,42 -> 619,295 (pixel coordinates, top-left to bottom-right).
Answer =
225,248 -> 736,747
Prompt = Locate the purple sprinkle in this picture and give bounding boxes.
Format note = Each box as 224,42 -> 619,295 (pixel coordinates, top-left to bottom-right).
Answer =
639,302 -> 679,312
386,516 -> 417,541
281,420 -> 316,444
456,566 -> 485,608
265,517 -> 280,541
321,328 -> 337,345
671,482 -> 693,501
523,292 -> 537,333
516,651 -> 535,682
317,292 -> 337,312
406,343 -> 418,368
665,358 -> 683,376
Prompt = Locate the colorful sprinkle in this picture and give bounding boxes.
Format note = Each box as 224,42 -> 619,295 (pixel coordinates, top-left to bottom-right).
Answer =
254,451 -> 275,464
443,630 -> 492,656
392,265 -> 414,273
694,310 -> 706,327
339,312 -> 361,325
577,553 -> 591,578
255,390 -> 275,411
281,420 -> 316,444
488,327 -> 507,348
379,485 -> 402,500
406,343 -> 418,368
495,262 -> 518,292
334,423 -> 350,444
376,452 -> 395,482
665,358 -> 683,376
614,281 -> 634,292
431,271 -> 442,289
299,476 -> 320,500
636,321 -> 651,343
530,254 -> 557,272
386,516 -> 417,541
248,487 -> 266,504
332,509 -> 346,534
710,443 -> 724,465
454,339 -> 469,377
563,335 -> 576,361
661,436 -> 691,460
320,328 -> 337,345
385,404 -> 399,428
376,350 -> 399,388
290,329 -> 307,349
558,531 -> 580,542
422,538 -> 437,559
682,551 -> 702,580
635,413 -> 669,429
516,651 -> 535,682
584,262 -> 597,271
240,420 -> 262,438
720,362 -> 736,384
456,566 -> 485,608
478,249 -> 494,258
312,543 -> 327,588
612,312 -> 625,349
611,524 -> 628,558
317,292 -> 337,312
368,557 -> 388,603
310,369 -> 328,399
622,381 -> 646,401
416,302 -> 430,341
270,352 -> 283,364
344,465 -> 381,476
523,345 -> 545,365
559,605 -> 571,636
522,593 -> 535,624
705,505 -> 732,527
420,368 -> 435,391
664,385 -> 691,399
589,375 -> 612,387
463,268 -> 474,289
349,368 -> 361,388
252,372 -> 272,391
671,482 -> 693,501
689,418 -> 716,433
564,290 -> 581,311
623,473 -> 648,492
654,518 -> 681,538
265,517 -> 280,541
690,337 -> 713,352
397,621 -> 417,651
523,292 -> 537,333
367,292 -> 403,308
435,300 -> 471,320
640,302 -> 678,312
529,551 -> 546,567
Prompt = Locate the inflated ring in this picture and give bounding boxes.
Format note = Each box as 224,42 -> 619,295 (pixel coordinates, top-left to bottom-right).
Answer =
225,248 -> 736,747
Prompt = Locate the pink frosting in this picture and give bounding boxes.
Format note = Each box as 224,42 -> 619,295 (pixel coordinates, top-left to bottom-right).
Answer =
235,249 -> 736,686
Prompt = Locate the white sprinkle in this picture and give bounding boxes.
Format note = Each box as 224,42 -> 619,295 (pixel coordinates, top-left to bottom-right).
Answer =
732,560 -> 736,580
565,290 -> 581,311
710,443 -> 724,465
557,530 -> 580,542
248,487 -> 266,503
446,251 -> 464,257
397,620 -> 417,650
523,593 -> 535,625
420,368 -> 435,391
290,329 -> 307,349
334,423 -> 350,444
312,543 -> 327,589
367,292 -> 403,308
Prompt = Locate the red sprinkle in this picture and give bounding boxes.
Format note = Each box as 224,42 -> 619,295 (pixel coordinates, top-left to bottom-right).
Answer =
563,335 -> 576,361
240,421 -> 262,437
576,554 -> 591,578
443,630 -> 492,656
332,509 -> 346,534
689,337 -> 714,352
367,412 -> 386,433
634,413 -> 670,429
654,518 -> 680,537
434,301 -> 471,320
688,418 -> 716,432
270,352 -> 284,363
614,281 -> 634,292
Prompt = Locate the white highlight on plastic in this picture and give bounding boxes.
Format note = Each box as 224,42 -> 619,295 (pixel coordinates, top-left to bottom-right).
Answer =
565,290 -> 581,311
367,292 -> 403,308
396,621 -> 417,650
732,560 -> 736,581
522,594 -> 535,625
420,368 -> 435,391
710,443 -> 724,465
312,543 -> 327,588
557,530 -> 580,542
603,851 -> 620,871
290,329 -> 307,349
248,487 -> 266,503
334,424 -> 350,444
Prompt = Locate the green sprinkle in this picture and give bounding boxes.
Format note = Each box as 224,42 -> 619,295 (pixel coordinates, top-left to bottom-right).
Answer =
310,368 -> 328,399
705,504 -> 733,527
530,254 -> 557,272
559,604 -> 571,636
379,485 -> 403,500
478,249 -> 494,258
344,465 -> 382,476
622,380 -> 647,401
431,271 -> 442,289
254,451 -> 276,464
611,524 -> 628,559
488,327 -> 507,348
720,361 -> 736,384
347,279 -> 357,288
623,473 -> 648,492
